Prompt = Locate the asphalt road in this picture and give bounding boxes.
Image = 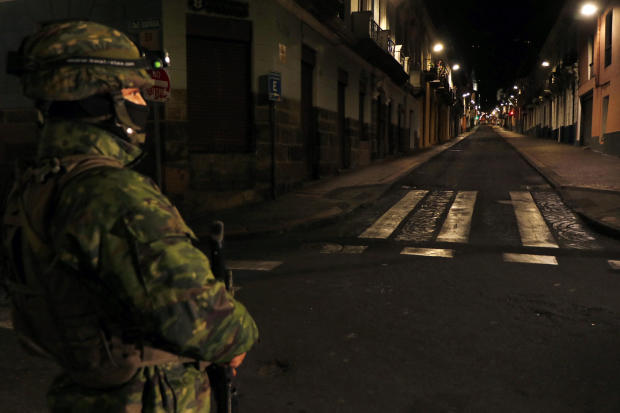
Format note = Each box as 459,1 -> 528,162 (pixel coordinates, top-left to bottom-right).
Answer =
227,126 -> 620,412
2,126 -> 620,412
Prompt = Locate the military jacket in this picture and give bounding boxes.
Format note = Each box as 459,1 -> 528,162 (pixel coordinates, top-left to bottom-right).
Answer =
2,120 -> 258,412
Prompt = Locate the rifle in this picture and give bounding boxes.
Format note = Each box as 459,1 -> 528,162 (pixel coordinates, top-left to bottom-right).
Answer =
206,221 -> 238,413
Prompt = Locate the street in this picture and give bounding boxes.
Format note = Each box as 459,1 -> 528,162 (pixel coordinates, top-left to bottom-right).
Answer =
2,126 -> 620,412
227,126 -> 620,412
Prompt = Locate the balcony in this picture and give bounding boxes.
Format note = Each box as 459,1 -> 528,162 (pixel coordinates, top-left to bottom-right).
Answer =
351,11 -> 408,85
351,11 -> 377,40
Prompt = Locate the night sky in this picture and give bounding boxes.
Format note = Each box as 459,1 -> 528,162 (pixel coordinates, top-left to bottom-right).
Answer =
423,0 -> 567,109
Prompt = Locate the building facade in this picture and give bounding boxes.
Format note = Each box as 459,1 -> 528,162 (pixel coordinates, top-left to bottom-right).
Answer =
514,0 -> 620,157
577,1 -> 620,155
0,0 -> 459,216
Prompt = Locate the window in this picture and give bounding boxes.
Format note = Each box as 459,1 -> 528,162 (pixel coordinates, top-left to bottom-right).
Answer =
351,0 -> 369,12
605,11 -> 612,67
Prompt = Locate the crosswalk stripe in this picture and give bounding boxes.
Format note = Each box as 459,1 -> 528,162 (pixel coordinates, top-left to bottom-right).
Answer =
227,260 -> 282,271
395,191 -> 453,242
400,247 -> 454,258
359,190 -> 428,239
320,244 -> 368,254
503,253 -> 558,265
509,191 -> 559,248
436,191 -> 478,243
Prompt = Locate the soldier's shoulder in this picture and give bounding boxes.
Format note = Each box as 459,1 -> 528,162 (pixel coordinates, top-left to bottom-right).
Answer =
67,166 -> 162,205
59,167 -> 196,242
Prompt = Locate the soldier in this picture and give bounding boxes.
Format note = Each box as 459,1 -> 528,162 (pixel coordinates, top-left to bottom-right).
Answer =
2,20 -> 258,412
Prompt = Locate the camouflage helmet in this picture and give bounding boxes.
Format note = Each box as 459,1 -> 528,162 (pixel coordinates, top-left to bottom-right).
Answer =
16,20 -> 154,101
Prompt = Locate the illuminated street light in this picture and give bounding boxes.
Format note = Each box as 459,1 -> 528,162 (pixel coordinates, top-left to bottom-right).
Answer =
580,3 -> 598,16
542,61 -> 550,67
513,85 -> 518,90
462,92 -> 470,98
452,64 -> 460,71
433,43 -> 444,53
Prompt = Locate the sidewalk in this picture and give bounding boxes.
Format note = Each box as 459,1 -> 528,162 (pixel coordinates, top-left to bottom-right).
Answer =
495,127 -> 620,236
189,131 -> 473,239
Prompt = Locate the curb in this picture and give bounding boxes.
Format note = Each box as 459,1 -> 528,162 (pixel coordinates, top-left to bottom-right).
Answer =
496,129 -> 620,238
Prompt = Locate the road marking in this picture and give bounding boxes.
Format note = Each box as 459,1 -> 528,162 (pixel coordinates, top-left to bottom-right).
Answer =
320,244 -> 368,254
359,190 -> 428,239
437,191 -> 478,243
609,260 -> 620,271
531,191 -> 600,250
342,245 -> 368,254
227,260 -> 282,271
395,191 -> 453,242
502,253 -> 558,265
509,191 -> 559,248
400,247 -> 454,258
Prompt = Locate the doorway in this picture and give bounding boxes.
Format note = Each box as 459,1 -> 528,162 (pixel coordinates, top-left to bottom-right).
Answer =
580,92 -> 593,146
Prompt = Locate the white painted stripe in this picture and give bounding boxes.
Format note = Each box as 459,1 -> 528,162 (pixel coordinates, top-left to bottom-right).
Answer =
502,253 -> 558,265
437,191 -> 478,243
400,247 -> 454,258
320,244 -> 368,254
609,260 -> 620,271
320,243 -> 343,254
341,245 -> 368,254
359,190 -> 428,239
509,191 -> 559,248
227,260 -> 282,271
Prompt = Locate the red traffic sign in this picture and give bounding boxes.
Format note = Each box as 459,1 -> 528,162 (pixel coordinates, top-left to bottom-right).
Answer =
145,69 -> 170,102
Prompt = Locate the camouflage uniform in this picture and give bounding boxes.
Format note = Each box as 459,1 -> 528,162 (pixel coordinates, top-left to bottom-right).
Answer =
2,21 -> 258,412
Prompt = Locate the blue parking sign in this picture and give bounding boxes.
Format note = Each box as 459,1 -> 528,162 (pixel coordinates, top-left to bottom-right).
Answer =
268,72 -> 282,102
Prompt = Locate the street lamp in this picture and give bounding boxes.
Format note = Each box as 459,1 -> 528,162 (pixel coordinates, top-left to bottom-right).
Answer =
580,3 -> 598,16
541,60 -> 550,67
513,85 -> 518,90
452,64 -> 460,71
433,43 -> 444,53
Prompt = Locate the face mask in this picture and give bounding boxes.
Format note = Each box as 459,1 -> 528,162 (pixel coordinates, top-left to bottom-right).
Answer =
124,99 -> 149,131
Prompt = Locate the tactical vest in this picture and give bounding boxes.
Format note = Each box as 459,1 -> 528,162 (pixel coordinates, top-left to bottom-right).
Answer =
2,155 -> 195,389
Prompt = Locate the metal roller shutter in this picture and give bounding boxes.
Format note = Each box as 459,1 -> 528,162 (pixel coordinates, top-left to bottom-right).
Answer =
187,36 -> 250,152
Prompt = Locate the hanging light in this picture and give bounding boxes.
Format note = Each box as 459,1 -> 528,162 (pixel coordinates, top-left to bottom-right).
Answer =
580,3 -> 598,16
